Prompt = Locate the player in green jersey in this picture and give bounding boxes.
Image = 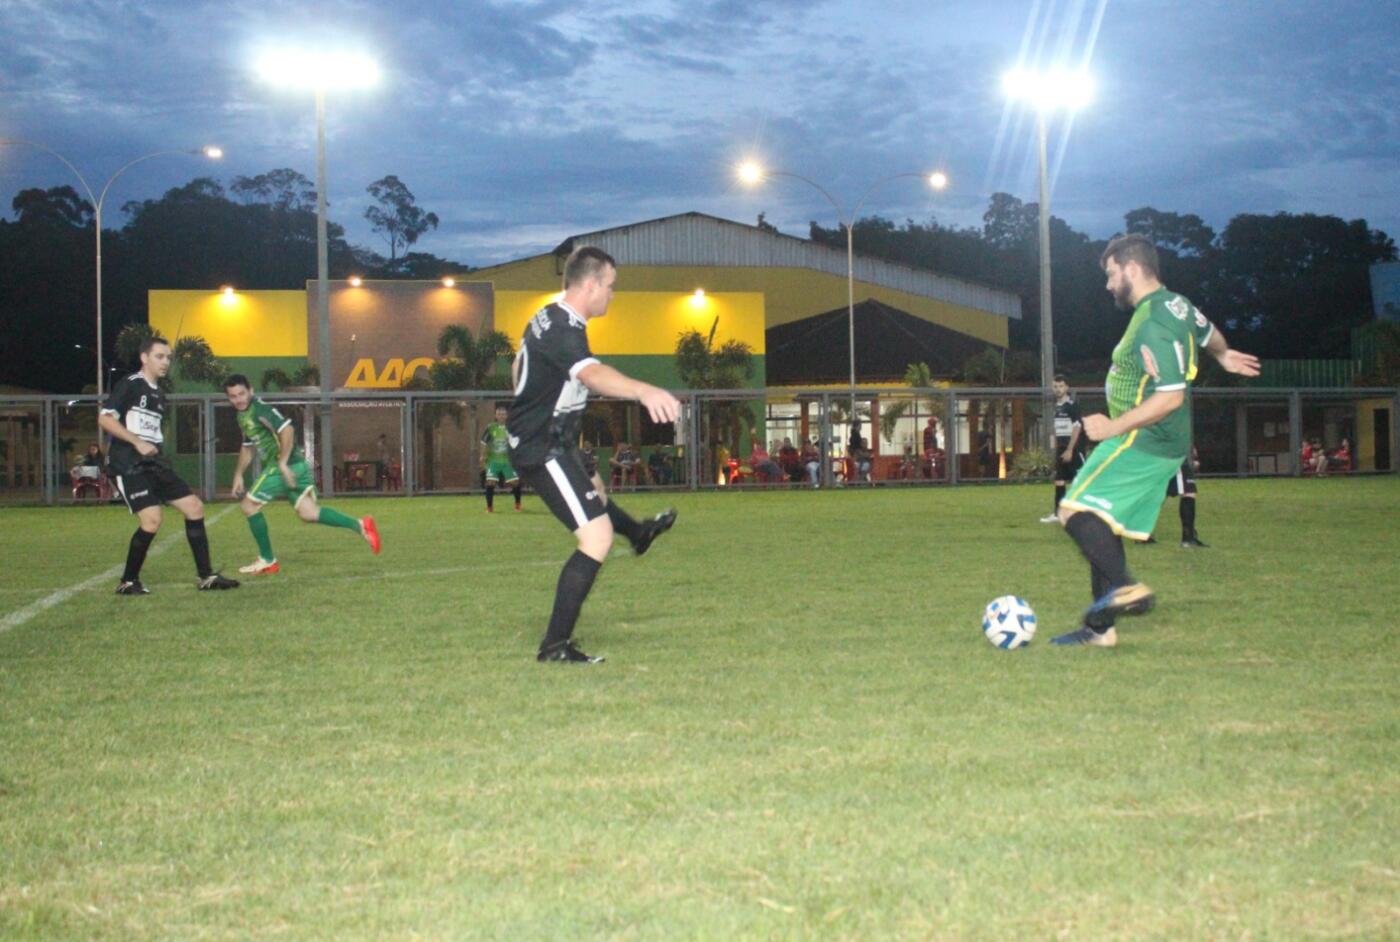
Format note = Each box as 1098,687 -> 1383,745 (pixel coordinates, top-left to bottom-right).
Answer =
480,404 -> 522,512
223,375 -> 382,575
1052,234 -> 1258,647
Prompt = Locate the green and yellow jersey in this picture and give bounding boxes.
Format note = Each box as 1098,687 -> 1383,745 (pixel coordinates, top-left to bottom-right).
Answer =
237,398 -> 304,466
1105,288 -> 1214,458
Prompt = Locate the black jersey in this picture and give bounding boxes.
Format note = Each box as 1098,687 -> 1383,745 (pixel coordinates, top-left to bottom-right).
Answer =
1053,396 -> 1085,452
101,372 -> 168,475
507,301 -> 600,467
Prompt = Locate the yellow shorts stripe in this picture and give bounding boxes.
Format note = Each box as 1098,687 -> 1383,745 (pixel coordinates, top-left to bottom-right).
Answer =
1068,429 -> 1139,502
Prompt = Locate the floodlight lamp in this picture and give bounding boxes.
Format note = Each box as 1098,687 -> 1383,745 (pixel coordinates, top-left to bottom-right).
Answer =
221,285 -> 235,296
1003,68 -> 1093,112
737,160 -> 765,186
255,49 -> 381,91
927,171 -> 949,191
203,146 -> 224,160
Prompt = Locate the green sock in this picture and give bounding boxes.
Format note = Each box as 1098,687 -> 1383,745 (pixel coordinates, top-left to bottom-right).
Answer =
247,511 -> 275,561
317,506 -> 361,533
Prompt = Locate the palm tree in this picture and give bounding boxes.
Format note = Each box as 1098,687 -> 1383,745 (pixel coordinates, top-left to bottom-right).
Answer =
675,318 -> 755,475
410,324 -> 515,490
261,364 -> 320,390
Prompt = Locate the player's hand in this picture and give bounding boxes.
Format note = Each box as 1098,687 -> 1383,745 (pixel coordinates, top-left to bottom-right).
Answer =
231,478 -> 245,498
279,463 -> 296,488
639,386 -> 681,424
1082,414 -> 1116,441
1060,449 -> 1073,462
1220,349 -> 1261,377
134,440 -> 158,457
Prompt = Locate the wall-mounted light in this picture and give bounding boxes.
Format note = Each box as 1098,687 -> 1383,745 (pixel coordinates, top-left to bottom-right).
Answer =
348,275 -> 363,287
441,276 -> 456,288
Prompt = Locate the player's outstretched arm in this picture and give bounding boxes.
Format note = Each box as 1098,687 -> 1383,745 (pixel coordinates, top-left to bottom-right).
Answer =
1204,326 -> 1261,377
577,363 -> 681,423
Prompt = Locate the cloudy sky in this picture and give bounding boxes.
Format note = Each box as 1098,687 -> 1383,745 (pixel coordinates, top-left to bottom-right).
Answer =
2,0 -> 1396,266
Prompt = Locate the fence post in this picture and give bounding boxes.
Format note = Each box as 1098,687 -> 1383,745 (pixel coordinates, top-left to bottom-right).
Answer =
947,390 -> 959,486
1234,401 -> 1249,475
1288,390 -> 1302,477
686,392 -> 700,490
202,396 -> 216,500
819,393 -> 832,488
1393,391 -> 1400,475
42,397 -> 56,506
402,394 -> 415,497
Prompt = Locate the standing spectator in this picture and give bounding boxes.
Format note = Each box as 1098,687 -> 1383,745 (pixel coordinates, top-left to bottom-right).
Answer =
646,446 -> 674,485
922,416 -> 939,454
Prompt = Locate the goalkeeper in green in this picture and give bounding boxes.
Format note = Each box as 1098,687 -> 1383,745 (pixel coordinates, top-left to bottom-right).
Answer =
224,375 -> 381,575
481,403 -> 522,512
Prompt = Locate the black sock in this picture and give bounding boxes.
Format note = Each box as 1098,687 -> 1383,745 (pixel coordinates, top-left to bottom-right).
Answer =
185,518 -> 212,578
606,501 -> 642,543
541,550 -> 602,650
1064,512 -> 1131,590
512,482 -> 522,507
1089,564 -> 1115,629
122,528 -> 156,582
485,483 -> 495,510
1054,483 -> 1066,511
1180,497 -> 1196,540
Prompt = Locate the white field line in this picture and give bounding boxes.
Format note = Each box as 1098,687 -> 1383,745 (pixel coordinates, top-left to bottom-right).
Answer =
0,505 -> 238,634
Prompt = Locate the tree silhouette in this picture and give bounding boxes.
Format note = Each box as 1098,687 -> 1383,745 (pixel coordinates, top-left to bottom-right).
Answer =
364,175 -> 439,264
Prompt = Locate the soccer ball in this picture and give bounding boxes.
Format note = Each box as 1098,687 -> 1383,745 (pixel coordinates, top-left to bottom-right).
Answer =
982,596 -> 1037,649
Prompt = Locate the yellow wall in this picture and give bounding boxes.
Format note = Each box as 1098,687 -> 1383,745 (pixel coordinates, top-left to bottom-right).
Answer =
1355,397 -> 1395,472
495,290 -> 766,355
473,255 -> 1009,347
149,290 -> 307,357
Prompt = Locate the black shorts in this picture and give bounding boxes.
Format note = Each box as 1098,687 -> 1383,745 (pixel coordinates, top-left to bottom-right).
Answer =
517,450 -> 607,532
1055,448 -> 1086,483
114,463 -> 194,513
1165,459 -> 1197,498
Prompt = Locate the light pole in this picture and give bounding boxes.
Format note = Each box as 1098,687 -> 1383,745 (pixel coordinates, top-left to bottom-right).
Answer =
256,48 -> 380,496
737,161 -> 948,449
0,140 -> 223,395
1002,68 -> 1093,447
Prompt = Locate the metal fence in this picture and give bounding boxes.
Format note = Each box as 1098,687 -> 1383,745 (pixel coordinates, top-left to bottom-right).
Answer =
5,386 -> 1397,505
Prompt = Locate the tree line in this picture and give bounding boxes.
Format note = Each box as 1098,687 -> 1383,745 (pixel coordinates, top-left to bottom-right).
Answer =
0,169 -> 455,392
808,197 -> 1396,373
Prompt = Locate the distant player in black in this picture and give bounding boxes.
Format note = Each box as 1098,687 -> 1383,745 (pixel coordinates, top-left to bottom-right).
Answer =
1042,374 -> 1088,522
1164,445 -> 1206,547
508,246 -> 681,663
97,335 -> 239,594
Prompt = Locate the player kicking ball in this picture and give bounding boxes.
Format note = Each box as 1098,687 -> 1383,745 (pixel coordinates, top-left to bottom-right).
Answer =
508,246 -> 680,664
223,375 -> 381,574
481,403 -> 522,512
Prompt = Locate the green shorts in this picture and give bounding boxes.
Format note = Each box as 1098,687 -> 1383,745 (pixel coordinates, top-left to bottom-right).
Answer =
1060,434 -> 1183,541
249,459 -> 316,505
484,459 -> 518,483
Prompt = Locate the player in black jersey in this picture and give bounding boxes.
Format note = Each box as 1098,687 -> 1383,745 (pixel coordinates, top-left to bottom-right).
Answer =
508,246 -> 681,663
1041,375 -> 1088,522
1150,445 -> 1206,547
97,335 -> 239,594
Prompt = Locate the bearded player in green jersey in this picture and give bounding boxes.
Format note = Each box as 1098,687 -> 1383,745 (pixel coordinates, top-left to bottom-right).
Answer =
480,403 -> 522,512
223,375 -> 381,575
1052,234 -> 1259,647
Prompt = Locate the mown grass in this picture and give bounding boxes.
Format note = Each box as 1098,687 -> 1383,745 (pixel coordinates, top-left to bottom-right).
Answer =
1,478 -> 1397,940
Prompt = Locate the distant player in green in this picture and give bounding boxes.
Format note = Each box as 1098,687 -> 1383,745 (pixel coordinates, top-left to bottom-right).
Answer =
480,404 -> 522,512
224,375 -> 382,575
1052,234 -> 1258,647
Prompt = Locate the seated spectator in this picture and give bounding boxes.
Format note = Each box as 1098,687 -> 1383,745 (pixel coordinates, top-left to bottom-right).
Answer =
647,446 -> 674,485
1302,438 -> 1328,475
897,445 -> 918,479
609,442 -> 640,485
800,438 -> 821,486
777,437 -> 802,481
1329,437 -> 1352,472
578,441 -> 599,477
75,443 -> 105,479
748,429 -> 785,482
714,443 -> 732,484
923,446 -> 946,480
848,431 -> 873,483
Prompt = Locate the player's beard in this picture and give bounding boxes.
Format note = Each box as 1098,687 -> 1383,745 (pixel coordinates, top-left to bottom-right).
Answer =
1111,281 -> 1135,311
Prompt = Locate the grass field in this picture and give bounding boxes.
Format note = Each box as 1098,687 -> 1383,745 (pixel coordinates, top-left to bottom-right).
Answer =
1,479 -> 1397,940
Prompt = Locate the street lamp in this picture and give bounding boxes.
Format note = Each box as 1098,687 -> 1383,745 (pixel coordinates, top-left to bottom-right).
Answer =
737,160 -> 948,448
1002,67 -> 1093,447
256,47 -> 380,496
0,140 -> 223,395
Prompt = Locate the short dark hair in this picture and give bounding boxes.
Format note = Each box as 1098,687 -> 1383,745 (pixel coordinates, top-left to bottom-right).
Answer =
1053,373 -> 1068,384
223,373 -> 251,390
495,402 -> 509,411
1100,233 -> 1159,278
562,246 -> 617,289
139,334 -> 170,356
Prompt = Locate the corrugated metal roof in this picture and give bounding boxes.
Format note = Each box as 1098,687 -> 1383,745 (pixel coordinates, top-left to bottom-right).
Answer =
555,212 -> 1023,320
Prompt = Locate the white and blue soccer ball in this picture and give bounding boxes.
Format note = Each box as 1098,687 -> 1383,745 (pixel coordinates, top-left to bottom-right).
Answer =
982,596 -> 1037,649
